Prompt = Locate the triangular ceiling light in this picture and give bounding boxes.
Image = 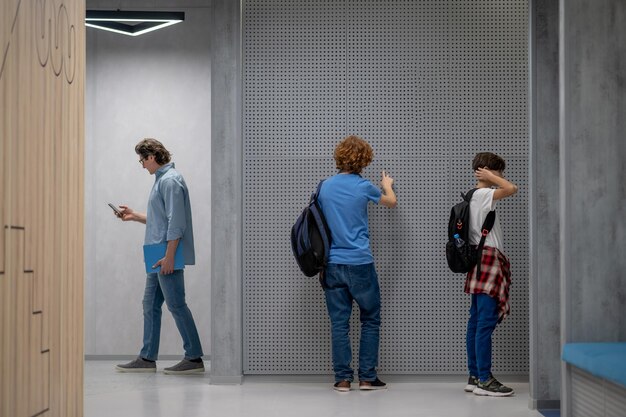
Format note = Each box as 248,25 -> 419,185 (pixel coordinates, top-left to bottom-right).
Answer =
85,10 -> 185,36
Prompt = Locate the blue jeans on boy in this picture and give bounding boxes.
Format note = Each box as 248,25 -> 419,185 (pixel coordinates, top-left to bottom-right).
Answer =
466,293 -> 499,382
324,263 -> 381,383
140,270 -> 203,361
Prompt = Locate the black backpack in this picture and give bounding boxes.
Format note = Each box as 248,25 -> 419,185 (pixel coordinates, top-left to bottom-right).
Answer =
291,181 -> 332,277
446,189 -> 495,273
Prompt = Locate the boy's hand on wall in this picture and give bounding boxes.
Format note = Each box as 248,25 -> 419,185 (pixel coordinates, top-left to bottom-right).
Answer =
381,170 -> 394,189
379,171 -> 397,208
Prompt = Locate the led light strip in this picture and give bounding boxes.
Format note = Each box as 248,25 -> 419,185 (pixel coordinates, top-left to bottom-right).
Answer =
85,11 -> 184,36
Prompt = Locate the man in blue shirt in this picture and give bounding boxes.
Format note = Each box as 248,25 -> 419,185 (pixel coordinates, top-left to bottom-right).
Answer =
318,136 -> 397,391
114,138 -> 204,374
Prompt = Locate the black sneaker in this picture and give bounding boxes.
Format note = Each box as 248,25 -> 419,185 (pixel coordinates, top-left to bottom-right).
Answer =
464,375 -> 479,392
359,378 -> 387,390
115,357 -> 156,373
473,375 -> 514,397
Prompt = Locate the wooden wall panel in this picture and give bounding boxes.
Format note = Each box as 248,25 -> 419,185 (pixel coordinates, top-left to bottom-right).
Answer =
1,1 -> 85,416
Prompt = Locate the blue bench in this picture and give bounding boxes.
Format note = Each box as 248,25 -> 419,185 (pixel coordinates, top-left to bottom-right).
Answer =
562,342 -> 626,388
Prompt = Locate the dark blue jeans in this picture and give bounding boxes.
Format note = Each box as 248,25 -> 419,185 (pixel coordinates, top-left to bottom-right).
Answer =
324,263 -> 381,383
466,293 -> 499,382
139,270 -> 203,361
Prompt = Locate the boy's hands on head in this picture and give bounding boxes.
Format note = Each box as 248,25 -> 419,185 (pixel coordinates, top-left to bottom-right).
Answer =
475,167 -> 518,200
474,167 -> 501,183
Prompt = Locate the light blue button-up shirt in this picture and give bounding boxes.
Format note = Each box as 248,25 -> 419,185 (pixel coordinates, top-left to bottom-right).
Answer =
145,163 -> 195,265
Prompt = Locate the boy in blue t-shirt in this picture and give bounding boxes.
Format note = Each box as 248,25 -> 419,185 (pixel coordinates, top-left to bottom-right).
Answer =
318,135 -> 397,392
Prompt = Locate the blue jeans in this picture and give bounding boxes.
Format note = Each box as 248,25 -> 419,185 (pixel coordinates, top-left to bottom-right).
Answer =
139,270 -> 203,361
324,263 -> 381,382
466,293 -> 499,382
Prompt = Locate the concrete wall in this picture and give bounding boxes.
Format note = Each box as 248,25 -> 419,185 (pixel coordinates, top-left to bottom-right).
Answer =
560,0 -> 626,414
85,0 -> 211,357
529,0 -> 561,409
209,0 -> 243,383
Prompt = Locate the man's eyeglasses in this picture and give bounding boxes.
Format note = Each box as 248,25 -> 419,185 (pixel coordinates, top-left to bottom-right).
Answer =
139,156 -> 149,165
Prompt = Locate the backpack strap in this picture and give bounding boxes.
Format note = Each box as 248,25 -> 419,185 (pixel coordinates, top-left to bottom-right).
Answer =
311,180 -> 325,203
477,211 -> 495,253
465,188 -> 496,280
465,188 -> 495,254
463,188 -> 478,202
474,210 -> 496,281
311,179 -> 330,288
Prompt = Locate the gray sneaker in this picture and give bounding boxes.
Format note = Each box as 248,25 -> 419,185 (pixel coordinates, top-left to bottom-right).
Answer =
115,357 -> 156,373
163,359 -> 205,375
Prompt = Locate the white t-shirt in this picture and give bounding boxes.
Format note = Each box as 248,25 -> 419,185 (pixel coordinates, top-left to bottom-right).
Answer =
469,188 -> 504,252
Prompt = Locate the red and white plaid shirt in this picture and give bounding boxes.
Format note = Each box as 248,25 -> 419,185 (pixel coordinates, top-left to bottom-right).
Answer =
464,246 -> 511,322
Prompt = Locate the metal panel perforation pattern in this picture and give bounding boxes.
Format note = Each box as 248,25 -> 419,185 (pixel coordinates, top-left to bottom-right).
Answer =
244,0 -> 528,374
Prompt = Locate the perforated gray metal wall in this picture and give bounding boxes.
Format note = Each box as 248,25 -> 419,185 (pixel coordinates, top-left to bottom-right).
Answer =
244,0 -> 528,374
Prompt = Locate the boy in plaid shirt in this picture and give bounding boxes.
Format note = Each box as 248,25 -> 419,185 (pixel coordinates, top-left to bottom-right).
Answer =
464,152 -> 518,397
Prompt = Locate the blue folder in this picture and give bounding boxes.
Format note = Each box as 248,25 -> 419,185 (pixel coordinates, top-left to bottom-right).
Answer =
143,242 -> 185,274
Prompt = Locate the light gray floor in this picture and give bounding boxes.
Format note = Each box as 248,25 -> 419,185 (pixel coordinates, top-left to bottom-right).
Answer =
85,360 -> 544,417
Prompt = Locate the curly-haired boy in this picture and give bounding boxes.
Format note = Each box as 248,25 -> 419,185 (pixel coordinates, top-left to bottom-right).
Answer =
317,135 -> 397,392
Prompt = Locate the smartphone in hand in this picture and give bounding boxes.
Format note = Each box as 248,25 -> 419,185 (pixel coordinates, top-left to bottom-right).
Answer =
108,203 -> 123,217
